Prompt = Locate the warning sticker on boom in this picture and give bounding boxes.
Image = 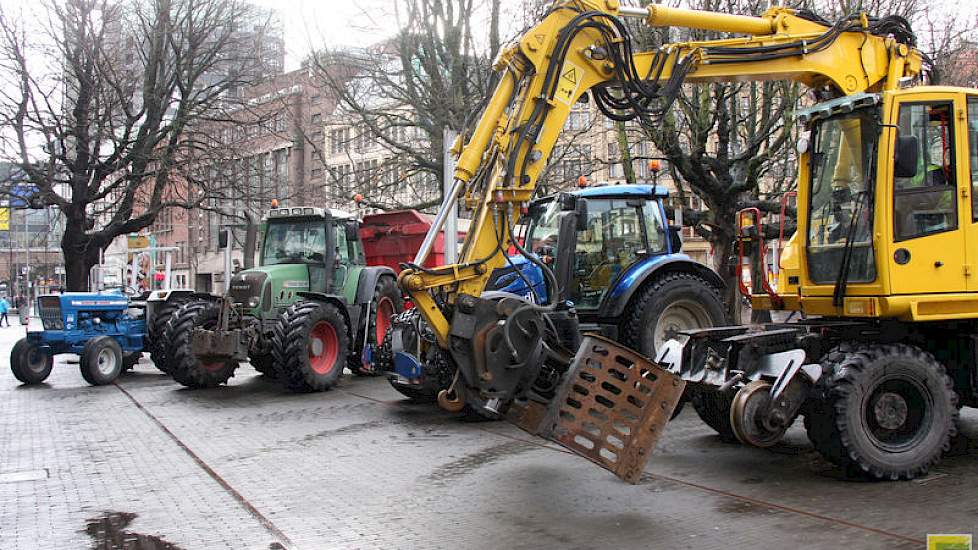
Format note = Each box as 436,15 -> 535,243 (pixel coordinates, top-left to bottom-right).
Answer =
555,61 -> 583,106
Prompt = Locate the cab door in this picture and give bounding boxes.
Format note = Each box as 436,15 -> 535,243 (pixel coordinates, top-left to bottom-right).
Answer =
964,96 -> 978,291
888,96 -> 969,295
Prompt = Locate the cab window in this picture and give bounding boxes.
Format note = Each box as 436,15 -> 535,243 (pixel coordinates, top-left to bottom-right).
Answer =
333,223 -> 351,288
967,98 -> 978,221
894,102 -> 957,240
573,199 -> 647,308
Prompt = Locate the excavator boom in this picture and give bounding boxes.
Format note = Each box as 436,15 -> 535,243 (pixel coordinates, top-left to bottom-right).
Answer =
403,0 -> 921,345
396,0 -> 927,482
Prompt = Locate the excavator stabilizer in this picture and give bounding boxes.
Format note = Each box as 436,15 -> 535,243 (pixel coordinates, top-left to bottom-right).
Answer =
507,335 -> 685,483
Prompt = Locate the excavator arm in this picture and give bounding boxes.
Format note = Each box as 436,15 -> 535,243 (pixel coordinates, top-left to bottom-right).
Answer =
401,0 -> 922,347
394,1 -> 923,481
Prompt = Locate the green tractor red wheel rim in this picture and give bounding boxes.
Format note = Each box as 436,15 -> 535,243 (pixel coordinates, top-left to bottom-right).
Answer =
376,297 -> 395,345
309,320 -> 339,375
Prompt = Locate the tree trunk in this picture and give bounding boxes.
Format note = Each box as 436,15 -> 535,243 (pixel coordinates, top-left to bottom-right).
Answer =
61,221 -> 101,292
63,245 -> 100,292
712,233 -> 742,325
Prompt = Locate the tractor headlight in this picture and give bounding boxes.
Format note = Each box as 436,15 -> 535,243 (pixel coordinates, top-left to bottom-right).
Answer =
247,297 -> 260,308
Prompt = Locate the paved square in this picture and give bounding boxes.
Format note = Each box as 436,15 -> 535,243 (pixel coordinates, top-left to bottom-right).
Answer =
0,324 -> 975,549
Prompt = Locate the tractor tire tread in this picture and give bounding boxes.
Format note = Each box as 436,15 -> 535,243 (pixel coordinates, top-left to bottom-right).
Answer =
807,342 -> 958,480
272,301 -> 349,392
164,301 -> 237,388
619,271 -> 726,357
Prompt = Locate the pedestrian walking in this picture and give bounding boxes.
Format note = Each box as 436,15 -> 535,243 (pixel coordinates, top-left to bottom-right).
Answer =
0,297 -> 10,327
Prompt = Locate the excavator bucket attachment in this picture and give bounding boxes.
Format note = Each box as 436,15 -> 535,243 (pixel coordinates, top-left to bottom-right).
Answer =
508,335 -> 685,483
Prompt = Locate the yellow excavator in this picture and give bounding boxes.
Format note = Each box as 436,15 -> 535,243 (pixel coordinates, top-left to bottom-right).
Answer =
396,0 -> 975,482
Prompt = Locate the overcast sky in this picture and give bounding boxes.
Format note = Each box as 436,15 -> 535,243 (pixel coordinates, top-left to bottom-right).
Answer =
246,0 -> 526,71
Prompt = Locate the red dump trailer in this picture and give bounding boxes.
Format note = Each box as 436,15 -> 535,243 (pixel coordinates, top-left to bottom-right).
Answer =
359,210 -> 466,273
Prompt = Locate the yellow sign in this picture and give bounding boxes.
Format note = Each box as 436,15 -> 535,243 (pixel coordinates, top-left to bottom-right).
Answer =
128,235 -> 150,249
0,208 -> 8,231
929,534 -> 973,550
555,61 -> 582,106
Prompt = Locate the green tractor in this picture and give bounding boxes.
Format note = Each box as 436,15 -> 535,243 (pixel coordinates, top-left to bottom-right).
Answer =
163,206 -> 402,391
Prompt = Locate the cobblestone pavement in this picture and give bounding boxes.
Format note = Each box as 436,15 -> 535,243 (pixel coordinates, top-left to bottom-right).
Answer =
0,322 -> 976,549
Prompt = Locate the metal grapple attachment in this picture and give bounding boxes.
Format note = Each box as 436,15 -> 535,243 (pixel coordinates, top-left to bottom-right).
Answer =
508,335 -> 685,484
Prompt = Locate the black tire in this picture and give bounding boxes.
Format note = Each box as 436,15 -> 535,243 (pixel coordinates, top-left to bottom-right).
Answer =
619,272 -> 727,359
164,301 -> 238,388
272,301 -> 349,392
389,382 -> 438,403
350,276 -> 403,376
148,298 -> 190,373
249,352 -> 278,378
80,336 -> 124,386
691,389 -> 738,442
10,338 -> 53,385
805,343 -> 958,480
123,352 -> 141,371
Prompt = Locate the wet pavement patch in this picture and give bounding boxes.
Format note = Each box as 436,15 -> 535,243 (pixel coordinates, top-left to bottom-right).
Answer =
84,512 -> 182,549
425,440 -> 538,485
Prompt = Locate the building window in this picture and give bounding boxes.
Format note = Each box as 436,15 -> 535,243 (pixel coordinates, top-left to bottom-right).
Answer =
329,127 -> 349,155
311,167 -> 323,179
311,112 -> 322,125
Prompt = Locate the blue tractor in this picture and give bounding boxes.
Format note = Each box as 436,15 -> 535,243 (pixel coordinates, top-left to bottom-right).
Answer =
381,184 -> 727,407
11,291 -> 147,385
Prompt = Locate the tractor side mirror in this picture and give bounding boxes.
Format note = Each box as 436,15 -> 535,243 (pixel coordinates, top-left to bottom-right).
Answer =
574,199 -> 588,232
345,220 -> 360,242
669,225 -> 683,253
218,229 -> 229,249
894,135 -> 919,178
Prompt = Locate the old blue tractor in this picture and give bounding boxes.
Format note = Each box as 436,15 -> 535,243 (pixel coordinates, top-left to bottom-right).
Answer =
9,251 -> 193,386
380,184 -> 727,415
10,291 -> 146,385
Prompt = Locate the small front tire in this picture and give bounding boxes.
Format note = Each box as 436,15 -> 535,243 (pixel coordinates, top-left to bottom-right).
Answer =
80,336 -> 124,386
11,338 -> 53,385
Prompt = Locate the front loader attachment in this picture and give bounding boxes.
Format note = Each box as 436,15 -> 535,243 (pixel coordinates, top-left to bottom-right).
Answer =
508,335 -> 685,483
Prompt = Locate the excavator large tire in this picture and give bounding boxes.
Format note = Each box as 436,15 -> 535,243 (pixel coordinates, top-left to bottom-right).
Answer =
164,301 -> 238,388
805,343 -> 958,480
272,301 -> 349,392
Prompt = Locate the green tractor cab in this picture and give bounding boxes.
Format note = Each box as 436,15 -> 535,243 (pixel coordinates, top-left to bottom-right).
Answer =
163,207 -> 401,390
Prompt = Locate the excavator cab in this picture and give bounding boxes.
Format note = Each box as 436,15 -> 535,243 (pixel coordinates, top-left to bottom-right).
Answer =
768,88 -> 975,314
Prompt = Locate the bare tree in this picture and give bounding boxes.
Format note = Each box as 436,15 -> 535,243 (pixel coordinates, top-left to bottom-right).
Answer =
627,0 -> 801,320
0,0 -> 273,290
308,0 -> 501,212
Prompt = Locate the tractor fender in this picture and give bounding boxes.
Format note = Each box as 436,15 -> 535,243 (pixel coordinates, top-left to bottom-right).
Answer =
598,254 -> 726,318
348,267 -> 398,340
353,266 -> 398,306
295,292 -> 353,336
